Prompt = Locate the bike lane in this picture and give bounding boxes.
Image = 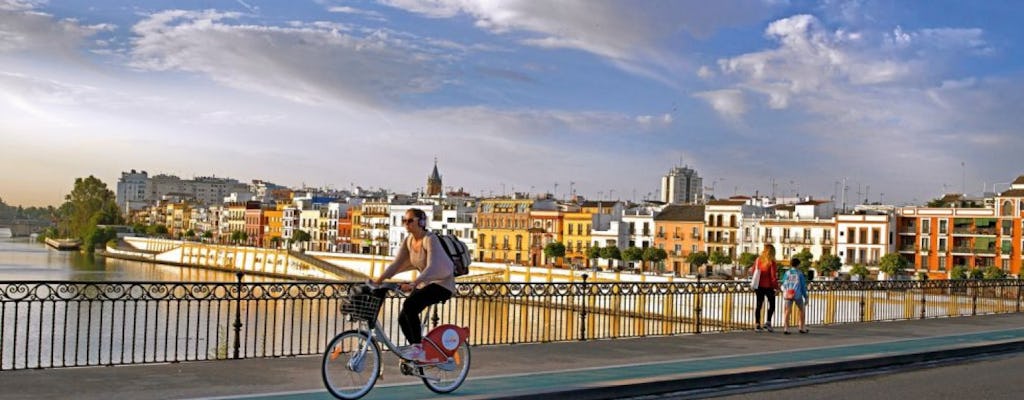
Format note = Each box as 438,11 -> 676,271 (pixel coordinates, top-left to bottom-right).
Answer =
208,327 -> 1024,400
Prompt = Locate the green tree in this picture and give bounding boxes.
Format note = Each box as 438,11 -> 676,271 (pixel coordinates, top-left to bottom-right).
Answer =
738,252 -> 758,268
147,224 -> 168,237
968,268 -> 984,280
793,249 -> 814,274
586,245 -> 602,268
817,253 -> 842,278
621,246 -> 643,271
850,263 -> 870,280
983,266 -> 1007,280
642,247 -> 668,273
878,253 -> 909,279
230,230 -> 249,245
57,175 -> 122,241
543,242 -> 566,266
708,250 -> 731,269
926,198 -> 946,207
686,251 -> 709,275
950,265 -> 968,280
600,246 -> 621,270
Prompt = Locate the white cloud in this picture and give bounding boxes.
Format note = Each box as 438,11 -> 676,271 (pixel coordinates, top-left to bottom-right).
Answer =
378,0 -> 781,82
693,89 -> 747,118
0,0 -> 113,55
128,10 -> 452,108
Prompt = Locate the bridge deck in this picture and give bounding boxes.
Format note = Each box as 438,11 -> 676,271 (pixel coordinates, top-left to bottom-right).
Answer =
2,313 -> 1023,400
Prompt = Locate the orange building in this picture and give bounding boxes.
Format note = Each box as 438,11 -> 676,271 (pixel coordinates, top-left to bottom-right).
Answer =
653,205 -> 705,275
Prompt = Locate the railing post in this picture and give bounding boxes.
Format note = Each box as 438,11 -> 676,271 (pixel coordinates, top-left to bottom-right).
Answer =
694,276 -> 702,334
233,272 -> 244,359
859,288 -> 866,323
919,281 -> 927,320
579,273 -> 588,341
1016,276 -> 1021,314
971,279 -> 978,316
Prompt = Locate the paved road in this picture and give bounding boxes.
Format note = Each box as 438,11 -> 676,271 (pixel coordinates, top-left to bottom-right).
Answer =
2,314 -> 1024,400
706,352 -> 1024,400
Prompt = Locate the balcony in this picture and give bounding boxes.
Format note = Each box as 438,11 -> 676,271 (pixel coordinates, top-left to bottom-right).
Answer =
899,244 -> 915,253
762,237 -> 774,243
820,238 -> 834,245
951,247 -> 973,255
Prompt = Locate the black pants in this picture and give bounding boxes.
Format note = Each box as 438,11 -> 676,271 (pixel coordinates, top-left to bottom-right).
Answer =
399,284 -> 452,344
754,287 -> 776,326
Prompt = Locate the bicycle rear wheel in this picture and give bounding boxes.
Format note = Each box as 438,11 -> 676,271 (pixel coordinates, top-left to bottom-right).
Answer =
322,330 -> 381,399
421,341 -> 471,393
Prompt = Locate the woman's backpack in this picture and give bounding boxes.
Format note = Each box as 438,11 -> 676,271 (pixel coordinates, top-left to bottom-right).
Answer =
436,234 -> 471,277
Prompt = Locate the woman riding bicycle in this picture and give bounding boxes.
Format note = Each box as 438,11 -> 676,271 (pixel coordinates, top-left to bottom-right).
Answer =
372,208 -> 455,362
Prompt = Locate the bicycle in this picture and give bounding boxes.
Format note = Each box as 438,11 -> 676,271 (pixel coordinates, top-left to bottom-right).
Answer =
321,282 -> 471,399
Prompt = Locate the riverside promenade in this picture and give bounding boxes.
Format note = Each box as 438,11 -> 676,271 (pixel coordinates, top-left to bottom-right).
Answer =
3,313 -> 1024,400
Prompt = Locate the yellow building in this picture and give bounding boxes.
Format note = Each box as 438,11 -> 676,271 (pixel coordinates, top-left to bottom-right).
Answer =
165,202 -> 191,238
265,205 -> 284,248
476,197 -> 533,264
653,205 -> 705,275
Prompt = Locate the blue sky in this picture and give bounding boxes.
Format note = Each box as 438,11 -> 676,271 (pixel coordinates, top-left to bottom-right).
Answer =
2,0 -> 1023,207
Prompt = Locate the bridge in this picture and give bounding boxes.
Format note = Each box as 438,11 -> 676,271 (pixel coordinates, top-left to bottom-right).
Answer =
0,313 -> 1021,399
0,218 -> 50,237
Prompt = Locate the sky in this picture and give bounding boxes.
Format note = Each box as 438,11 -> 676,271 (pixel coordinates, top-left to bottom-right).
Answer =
2,0 -> 1024,207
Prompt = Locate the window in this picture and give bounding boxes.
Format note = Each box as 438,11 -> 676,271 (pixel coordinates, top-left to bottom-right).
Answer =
920,237 -> 929,250
938,238 -> 947,252
1002,201 -> 1014,216
922,219 -> 930,234
872,228 -> 880,245
939,219 -> 948,234
938,256 -> 946,271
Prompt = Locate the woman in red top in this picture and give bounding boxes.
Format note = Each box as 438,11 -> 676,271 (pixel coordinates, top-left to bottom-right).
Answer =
752,244 -> 780,332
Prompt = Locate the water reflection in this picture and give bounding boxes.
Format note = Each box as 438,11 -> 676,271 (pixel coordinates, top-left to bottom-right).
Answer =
0,238 -> 283,282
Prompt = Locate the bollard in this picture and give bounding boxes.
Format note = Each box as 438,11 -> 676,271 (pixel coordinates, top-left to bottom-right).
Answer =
1017,276 -> 1022,314
859,290 -> 866,323
232,272 -> 244,359
972,279 -> 978,316
579,273 -> 589,341
920,282 -> 927,320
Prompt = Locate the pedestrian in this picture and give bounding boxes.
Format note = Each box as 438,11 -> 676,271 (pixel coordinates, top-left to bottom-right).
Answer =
752,244 -> 779,332
372,208 -> 456,361
781,258 -> 809,334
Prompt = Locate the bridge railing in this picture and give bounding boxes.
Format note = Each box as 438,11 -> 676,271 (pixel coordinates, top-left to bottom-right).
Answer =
0,276 -> 1021,370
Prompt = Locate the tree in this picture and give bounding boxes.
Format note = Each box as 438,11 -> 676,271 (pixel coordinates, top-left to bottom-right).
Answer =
230,230 -> 249,245
600,246 -> 621,270
642,247 -> 668,273
968,268 -> 984,280
878,253 -> 909,279
738,252 -> 758,268
708,250 -> 731,272
686,251 -> 709,275
817,253 -> 842,278
147,224 -> 168,237
950,265 -> 968,280
543,242 -> 566,266
621,246 -> 643,271
586,245 -> 602,268
983,266 -> 1007,280
793,249 -> 814,274
850,264 -> 870,280
293,230 -> 311,250
57,175 -> 122,241
926,198 -> 946,207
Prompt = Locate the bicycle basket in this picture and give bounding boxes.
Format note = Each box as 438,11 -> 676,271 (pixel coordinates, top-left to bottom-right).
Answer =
340,290 -> 384,322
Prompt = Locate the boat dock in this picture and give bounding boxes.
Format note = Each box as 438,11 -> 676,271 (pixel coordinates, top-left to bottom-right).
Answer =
44,238 -> 81,251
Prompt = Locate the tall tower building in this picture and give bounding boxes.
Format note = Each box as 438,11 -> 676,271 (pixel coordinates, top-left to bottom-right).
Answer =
116,169 -> 149,212
426,158 -> 443,197
660,165 -> 703,204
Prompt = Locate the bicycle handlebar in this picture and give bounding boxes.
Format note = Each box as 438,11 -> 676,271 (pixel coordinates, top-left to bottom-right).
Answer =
363,281 -> 404,294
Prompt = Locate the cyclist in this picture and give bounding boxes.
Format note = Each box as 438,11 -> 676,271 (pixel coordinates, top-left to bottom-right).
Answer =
372,208 -> 455,362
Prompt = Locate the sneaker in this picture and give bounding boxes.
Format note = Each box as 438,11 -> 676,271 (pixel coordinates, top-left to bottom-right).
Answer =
755,325 -> 764,332
764,324 -> 774,333
400,344 -> 425,362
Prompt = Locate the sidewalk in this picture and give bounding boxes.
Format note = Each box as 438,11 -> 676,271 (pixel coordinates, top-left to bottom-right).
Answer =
3,314 -> 1024,400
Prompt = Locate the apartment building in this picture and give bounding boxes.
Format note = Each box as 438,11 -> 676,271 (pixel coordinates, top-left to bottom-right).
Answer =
836,211 -> 893,270
529,200 -> 564,266
476,197 -> 533,265
653,205 -> 704,275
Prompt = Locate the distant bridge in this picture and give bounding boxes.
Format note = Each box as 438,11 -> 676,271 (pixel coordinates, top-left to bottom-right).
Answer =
0,218 -> 50,237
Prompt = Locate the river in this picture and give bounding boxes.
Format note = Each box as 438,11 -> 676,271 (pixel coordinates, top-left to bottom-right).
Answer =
0,238 -> 277,282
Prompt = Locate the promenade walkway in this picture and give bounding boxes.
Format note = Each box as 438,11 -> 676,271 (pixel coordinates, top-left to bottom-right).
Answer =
3,314 -> 1023,400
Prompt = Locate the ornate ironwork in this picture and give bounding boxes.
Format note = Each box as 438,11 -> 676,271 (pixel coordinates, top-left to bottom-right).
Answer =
1,278 -> 1021,370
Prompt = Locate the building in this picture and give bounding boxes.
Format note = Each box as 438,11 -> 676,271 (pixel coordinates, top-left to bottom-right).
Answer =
476,197 -> 533,264
653,205 -> 705,275
426,159 -> 443,197
116,170 -> 149,213
660,165 -> 703,204
528,199 -> 564,267
836,211 -> 892,273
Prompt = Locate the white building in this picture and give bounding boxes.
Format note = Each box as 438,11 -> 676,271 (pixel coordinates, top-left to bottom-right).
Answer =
116,170 -> 149,213
660,165 -> 703,204
836,211 -> 896,271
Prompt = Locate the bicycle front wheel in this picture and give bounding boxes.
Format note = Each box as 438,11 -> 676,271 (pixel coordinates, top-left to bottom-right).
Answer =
322,330 -> 381,399
421,341 -> 471,393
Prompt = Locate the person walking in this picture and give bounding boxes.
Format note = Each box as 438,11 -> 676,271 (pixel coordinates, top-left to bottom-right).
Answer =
373,208 -> 456,361
752,244 -> 779,332
781,258 -> 810,335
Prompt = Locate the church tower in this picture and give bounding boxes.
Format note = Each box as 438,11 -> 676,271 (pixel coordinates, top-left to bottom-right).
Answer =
426,158 -> 442,197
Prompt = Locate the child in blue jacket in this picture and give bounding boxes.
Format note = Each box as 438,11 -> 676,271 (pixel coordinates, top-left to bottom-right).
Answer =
781,258 -> 809,334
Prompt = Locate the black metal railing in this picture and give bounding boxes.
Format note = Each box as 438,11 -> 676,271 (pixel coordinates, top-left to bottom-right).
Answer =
1,276 -> 1021,370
